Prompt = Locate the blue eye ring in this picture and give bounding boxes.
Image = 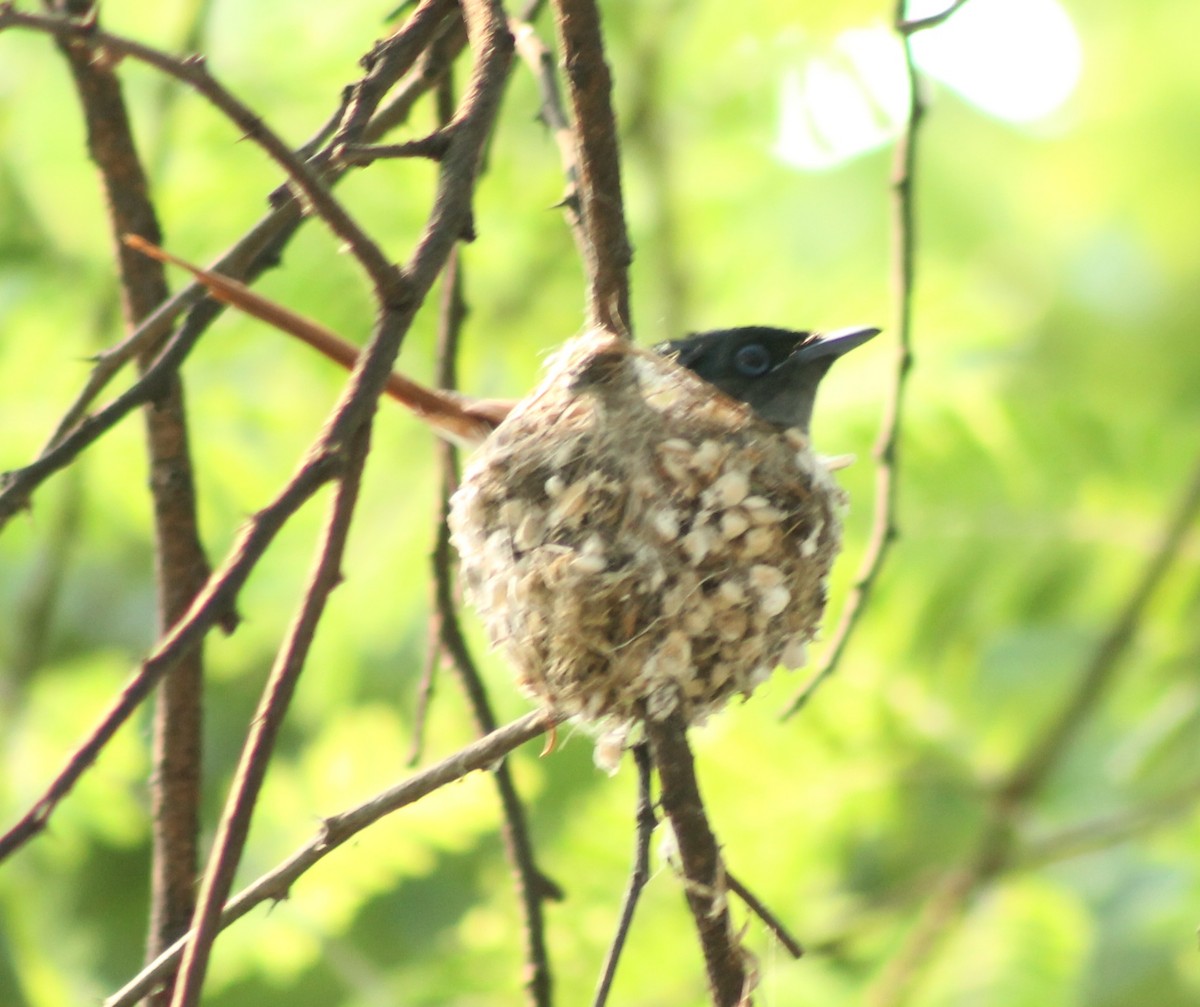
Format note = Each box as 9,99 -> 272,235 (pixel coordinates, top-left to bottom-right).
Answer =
734,343 -> 772,377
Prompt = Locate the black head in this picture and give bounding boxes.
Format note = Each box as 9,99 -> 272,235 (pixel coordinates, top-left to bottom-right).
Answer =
657,325 -> 878,434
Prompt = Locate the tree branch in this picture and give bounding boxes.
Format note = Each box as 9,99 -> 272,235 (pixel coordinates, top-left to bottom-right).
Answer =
324,0 -> 459,156
512,16 -> 586,257
1018,775 -> 1200,868
51,11 -> 214,999
0,446 -> 341,863
644,709 -> 749,1007
0,0 -> 512,865
550,0 -> 632,335
341,133 -> 453,162
726,870 -> 805,961
167,419 -> 373,1007
0,5 -> 400,296
105,710 -> 555,1007
423,76 -> 561,1001
868,450 -> 1200,1007
899,0 -> 973,34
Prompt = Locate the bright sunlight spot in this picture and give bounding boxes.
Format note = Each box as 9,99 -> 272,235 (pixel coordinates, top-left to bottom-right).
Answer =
912,0 -> 1083,124
775,28 -> 910,170
775,0 -> 1083,170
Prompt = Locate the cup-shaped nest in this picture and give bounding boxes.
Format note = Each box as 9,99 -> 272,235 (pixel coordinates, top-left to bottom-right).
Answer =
449,331 -> 847,735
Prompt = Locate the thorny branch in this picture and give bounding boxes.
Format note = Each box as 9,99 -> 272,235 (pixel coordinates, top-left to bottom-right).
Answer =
0,4 -> 400,294
550,0 -> 633,335
169,421 -> 375,1007
0,0 -> 497,864
0,3 -> 465,528
512,15 -> 586,256
105,711 -> 554,1007
645,708 -> 749,1007
423,70 -> 561,1004
50,8 -> 213,999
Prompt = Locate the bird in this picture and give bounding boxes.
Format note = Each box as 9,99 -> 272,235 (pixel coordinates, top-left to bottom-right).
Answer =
123,237 -> 880,740
658,324 -> 878,434
448,325 -> 873,736
123,235 -> 876,445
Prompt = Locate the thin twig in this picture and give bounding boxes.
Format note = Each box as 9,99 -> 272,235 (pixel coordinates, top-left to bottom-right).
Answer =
436,475 -> 563,1007
549,0 -> 632,335
411,165 -> 469,766
898,0 -> 972,34
0,5 -> 400,296
593,744 -> 657,1007
781,0 -> 923,719
104,710 -> 555,1007
407,637 -> 442,766
341,133 -> 453,162
167,421 -> 374,1007
644,707 -> 748,1007
512,18 -> 584,253
400,0 -> 513,293
1017,775 -> 1200,868
34,210 -> 297,463
1,333 -> 185,526
52,16 -> 213,1000
365,13 -> 467,139
424,69 -> 560,999
1003,463 -> 1200,804
868,452 -> 1200,1007
324,0 -> 458,156
725,870 -> 805,960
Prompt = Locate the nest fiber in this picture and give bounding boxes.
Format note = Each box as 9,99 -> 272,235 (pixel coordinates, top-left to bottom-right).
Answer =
449,331 -> 847,734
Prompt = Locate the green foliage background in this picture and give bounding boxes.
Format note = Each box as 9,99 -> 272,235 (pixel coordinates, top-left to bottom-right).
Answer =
1,1 -> 1198,1005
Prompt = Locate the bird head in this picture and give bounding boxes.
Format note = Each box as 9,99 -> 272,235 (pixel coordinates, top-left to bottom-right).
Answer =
659,325 -> 879,434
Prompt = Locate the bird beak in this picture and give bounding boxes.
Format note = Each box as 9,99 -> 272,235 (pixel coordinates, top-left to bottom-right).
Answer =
794,326 -> 880,364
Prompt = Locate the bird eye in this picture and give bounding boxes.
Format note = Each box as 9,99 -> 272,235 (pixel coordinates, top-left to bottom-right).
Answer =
734,343 -> 771,377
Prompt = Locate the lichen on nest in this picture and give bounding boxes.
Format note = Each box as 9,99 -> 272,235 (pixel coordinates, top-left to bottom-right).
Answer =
448,330 -> 847,743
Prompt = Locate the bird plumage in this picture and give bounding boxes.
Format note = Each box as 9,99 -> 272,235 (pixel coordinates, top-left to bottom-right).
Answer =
658,325 -> 878,435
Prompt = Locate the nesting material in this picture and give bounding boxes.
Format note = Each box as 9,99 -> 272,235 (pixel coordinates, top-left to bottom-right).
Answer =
448,330 -> 848,736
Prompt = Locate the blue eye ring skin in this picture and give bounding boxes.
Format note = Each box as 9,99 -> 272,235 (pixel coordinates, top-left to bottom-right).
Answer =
733,342 -> 772,377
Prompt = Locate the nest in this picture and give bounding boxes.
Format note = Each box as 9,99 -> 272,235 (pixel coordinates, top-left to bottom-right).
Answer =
449,330 -> 847,740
